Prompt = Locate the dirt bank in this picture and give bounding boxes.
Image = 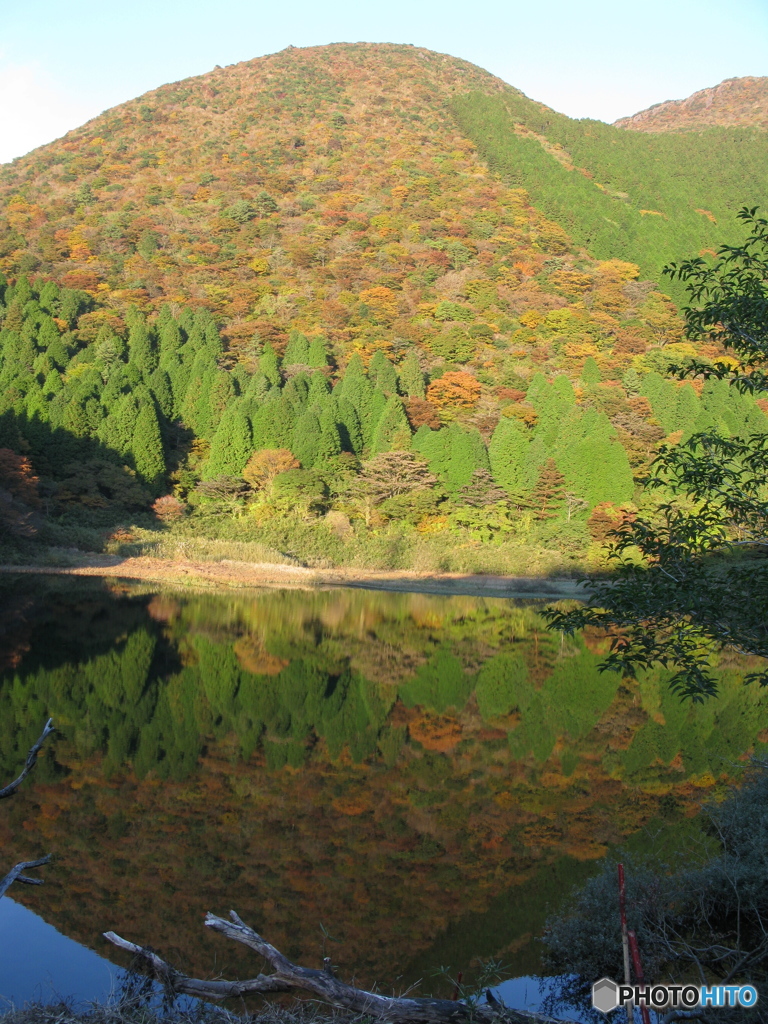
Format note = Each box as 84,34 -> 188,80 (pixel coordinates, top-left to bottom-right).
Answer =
0,555 -> 588,599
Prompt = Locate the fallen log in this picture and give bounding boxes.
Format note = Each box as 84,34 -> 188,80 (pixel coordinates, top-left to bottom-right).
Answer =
104,911 -> 566,1024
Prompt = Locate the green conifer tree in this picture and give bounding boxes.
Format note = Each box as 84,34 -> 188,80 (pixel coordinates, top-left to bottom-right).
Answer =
159,321 -> 182,359
37,317 -> 60,352
489,417 -> 539,497
38,281 -> 60,313
675,384 -> 701,440
245,374 -> 271,404
260,343 -> 281,386
199,369 -> 234,439
526,371 -> 549,405
337,354 -> 373,426
62,398 -> 89,437
132,401 -> 165,489
369,350 -> 398,394
398,351 -> 425,398
640,372 -> 677,433
622,367 -> 643,394
307,371 -> 331,406
317,407 -> 343,462
128,322 -> 158,377
291,409 -> 323,468
337,396 -> 363,455
371,396 -> 412,454
283,331 -> 310,365
204,403 -> 253,479
307,337 -> 329,367
42,370 -> 63,397
580,356 -> 602,385
444,424 -> 489,490
149,367 -> 174,420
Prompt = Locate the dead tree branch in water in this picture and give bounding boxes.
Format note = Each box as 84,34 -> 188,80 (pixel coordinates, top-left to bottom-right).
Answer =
0,718 -> 54,897
105,911 -> 566,1024
0,717 -> 54,799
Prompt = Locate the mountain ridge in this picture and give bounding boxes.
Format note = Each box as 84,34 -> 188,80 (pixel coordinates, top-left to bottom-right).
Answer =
614,75 -> 768,132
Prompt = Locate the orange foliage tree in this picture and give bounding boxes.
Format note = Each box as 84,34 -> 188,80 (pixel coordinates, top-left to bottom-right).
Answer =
426,372 -> 482,409
243,449 -> 299,489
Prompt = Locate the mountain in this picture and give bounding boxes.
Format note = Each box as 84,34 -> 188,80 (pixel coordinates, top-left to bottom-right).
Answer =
614,76 -> 768,133
0,43 -> 766,566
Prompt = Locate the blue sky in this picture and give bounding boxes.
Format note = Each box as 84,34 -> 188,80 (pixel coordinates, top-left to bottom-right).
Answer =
1,0 -> 766,163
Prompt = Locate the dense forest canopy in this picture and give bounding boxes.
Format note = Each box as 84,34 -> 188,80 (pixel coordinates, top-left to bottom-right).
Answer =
0,44 -> 766,563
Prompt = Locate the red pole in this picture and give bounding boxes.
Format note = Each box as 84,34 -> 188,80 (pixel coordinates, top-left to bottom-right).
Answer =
618,865 -> 635,1024
628,929 -> 651,1024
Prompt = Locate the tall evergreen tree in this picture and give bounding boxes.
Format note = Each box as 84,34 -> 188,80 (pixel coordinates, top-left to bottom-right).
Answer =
489,417 -> 539,497
159,321 -> 182,359
149,367 -> 174,420
580,356 -> 602,385
204,403 -> 252,479
291,409 -> 323,468
317,406 -> 343,462
307,371 -> 331,406
337,396 -> 363,456
260,343 -> 281,386
128,322 -> 158,377
337,354 -> 373,426
413,424 -> 489,491
283,331 -> 310,365
369,350 -> 398,394
398,351 -> 425,398
132,401 -> 165,488
307,336 -> 329,368
371,396 -> 411,454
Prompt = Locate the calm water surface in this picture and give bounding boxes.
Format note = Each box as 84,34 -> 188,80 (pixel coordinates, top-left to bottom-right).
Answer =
1,577 -> 765,1007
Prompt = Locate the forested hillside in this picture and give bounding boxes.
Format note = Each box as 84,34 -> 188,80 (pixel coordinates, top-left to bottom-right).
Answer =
0,44 -> 765,569
615,76 -> 768,133
452,92 -> 768,295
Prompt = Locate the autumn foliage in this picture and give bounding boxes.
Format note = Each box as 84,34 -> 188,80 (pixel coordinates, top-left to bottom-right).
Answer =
426,372 -> 482,409
243,449 -> 300,489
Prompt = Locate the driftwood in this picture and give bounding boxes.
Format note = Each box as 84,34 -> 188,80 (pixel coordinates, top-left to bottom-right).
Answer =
105,911 -> 564,1024
0,718 -> 54,897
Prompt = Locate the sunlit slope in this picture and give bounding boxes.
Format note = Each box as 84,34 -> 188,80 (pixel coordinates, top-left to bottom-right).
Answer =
0,43 -> 514,322
615,76 -> 768,133
452,90 -> 768,298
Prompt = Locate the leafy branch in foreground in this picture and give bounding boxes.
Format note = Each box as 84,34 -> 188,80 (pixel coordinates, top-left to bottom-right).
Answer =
546,208 -> 768,701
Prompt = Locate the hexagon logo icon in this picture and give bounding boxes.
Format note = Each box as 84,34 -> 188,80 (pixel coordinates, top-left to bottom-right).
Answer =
592,977 -> 620,1014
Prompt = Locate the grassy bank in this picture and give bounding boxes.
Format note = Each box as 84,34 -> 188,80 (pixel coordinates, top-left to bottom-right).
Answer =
0,1005 -> 365,1024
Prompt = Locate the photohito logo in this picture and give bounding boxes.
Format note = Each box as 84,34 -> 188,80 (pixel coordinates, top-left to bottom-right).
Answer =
592,978 -> 759,1013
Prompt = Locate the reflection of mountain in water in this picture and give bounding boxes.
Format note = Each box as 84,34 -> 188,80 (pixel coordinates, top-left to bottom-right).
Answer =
1,579 -> 766,991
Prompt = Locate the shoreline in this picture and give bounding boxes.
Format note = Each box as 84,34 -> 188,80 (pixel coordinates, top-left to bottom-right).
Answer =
0,555 -> 589,599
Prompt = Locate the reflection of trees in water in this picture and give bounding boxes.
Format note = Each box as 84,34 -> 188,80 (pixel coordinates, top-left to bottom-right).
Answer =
1,583 -> 767,784
1,582 -> 767,987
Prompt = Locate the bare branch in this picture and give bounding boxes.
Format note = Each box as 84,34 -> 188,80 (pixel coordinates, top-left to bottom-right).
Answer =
0,855 -> 51,899
103,930 -> 292,1000
105,914 -> 568,1024
0,718 -> 54,799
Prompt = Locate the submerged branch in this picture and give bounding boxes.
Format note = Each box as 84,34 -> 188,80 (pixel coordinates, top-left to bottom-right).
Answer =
0,718 -> 54,800
105,912 -> 566,1024
0,855 -> 51,899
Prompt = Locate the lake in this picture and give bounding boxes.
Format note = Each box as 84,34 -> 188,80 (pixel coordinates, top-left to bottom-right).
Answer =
1,576 -> 765,1008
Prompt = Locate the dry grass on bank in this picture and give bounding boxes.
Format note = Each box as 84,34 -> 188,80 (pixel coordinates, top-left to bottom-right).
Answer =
0,1003 -> 366,1024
